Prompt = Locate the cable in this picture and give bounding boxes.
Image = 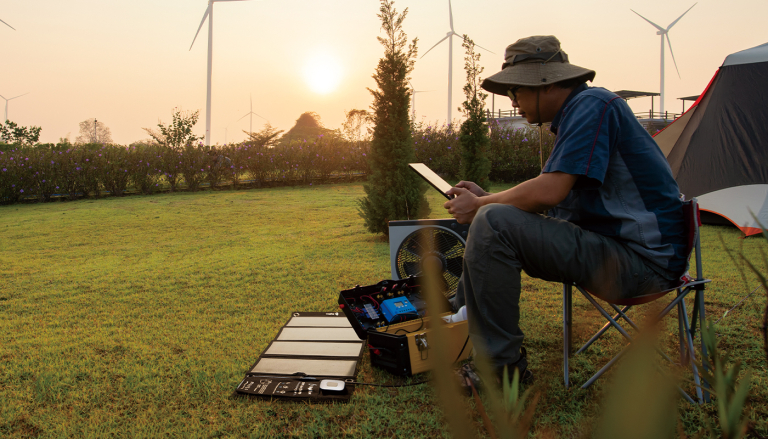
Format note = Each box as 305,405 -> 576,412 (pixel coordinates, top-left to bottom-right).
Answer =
346,379 -> 429,388
393,315 -> 425,334
454,335 -> 470,363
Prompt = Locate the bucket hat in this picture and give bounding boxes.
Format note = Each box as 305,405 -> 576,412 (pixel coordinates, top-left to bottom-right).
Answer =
481,35 -> 596,95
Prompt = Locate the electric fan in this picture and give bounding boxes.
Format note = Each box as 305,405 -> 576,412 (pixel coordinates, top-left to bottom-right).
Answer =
388,219 -> 469,296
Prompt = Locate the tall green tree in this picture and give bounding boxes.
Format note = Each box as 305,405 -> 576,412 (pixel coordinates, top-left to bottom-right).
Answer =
459,35 -> 491,191
358,0 -> 427,235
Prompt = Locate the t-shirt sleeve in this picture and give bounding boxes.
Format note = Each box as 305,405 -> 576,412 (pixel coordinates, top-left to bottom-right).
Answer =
543,95 -> 621,190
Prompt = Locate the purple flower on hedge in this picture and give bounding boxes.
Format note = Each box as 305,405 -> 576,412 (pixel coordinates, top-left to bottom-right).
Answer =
20,189 -> 23,193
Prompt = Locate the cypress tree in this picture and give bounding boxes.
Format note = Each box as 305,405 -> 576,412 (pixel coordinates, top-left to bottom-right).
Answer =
459,36 -> 491,191
358,0 -> 427,235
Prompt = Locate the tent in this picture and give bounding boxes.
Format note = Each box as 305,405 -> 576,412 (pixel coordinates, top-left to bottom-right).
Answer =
654,42 -> 768,236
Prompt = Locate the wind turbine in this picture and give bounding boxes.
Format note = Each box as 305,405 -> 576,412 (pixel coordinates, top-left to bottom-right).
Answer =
409,82 -> 430,121
0,92 -> 29,122
238,94 -> 267,136
422,0 -> 491,124
631,3 -> 696,116
0,17 -> 15,30
189,0 -> 250,146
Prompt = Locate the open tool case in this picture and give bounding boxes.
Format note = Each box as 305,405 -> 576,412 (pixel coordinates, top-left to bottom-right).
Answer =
235,312 -> 365,402
338,276 -> 473,376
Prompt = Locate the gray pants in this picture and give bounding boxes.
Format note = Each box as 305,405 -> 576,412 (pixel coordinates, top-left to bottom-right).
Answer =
455,204 -> 677,369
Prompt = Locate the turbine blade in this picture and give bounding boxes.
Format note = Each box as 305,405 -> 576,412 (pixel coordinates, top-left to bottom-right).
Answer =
452,32 -> 494,54
10,92 -> 29,100
238,113 -> 249,122
448,0 -> 454,32
666,34 -> 681,79
189,6 -> 211,51
666,3 -> 697,30
0,18 -> 15,30
421,35 -> 450,58
630,9 -> 665,32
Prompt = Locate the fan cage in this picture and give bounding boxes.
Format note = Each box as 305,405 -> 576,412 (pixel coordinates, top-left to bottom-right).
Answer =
395,227 -> 465,296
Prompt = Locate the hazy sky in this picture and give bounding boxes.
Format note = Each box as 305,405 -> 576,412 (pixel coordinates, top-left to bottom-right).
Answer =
2,0 -> 766,145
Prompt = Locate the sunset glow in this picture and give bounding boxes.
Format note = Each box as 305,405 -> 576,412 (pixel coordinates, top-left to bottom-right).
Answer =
304,52 -> 343,95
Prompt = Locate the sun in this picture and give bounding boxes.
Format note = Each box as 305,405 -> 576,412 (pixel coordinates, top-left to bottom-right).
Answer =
304,52 -> 343,95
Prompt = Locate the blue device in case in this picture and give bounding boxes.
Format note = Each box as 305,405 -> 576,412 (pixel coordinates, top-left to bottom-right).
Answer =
380,296 -> 418,323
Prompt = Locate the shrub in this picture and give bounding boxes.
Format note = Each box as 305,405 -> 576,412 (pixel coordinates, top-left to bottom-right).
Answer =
127,144 -> 163,195
100,145 -> 130,196
180,144 -> 207,192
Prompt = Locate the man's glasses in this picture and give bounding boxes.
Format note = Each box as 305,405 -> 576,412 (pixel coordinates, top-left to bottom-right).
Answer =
507,86 -> 523,102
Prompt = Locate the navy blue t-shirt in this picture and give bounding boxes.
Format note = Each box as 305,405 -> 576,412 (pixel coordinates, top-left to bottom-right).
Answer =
544,86 -> 687,276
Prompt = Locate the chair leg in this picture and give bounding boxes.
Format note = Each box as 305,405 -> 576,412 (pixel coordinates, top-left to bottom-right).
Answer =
696,290 -> 711,402
563,283 -> 572,388
679,296 -> 705,403
678,290 -> 688,365
576,306 -> 632,355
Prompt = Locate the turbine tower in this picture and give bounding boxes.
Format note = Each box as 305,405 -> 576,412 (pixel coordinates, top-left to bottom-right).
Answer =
190,0 -> 250,146
631,3 -> 696,116
1,17 -> 15,30
238,94 -> 267,136
0,92 -> 29,122
422,0 -> 491,124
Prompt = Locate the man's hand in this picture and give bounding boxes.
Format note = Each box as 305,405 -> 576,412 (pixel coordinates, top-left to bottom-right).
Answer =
443,172 -> 578,223
454,181 -> 490,197
444,186 -> 480,224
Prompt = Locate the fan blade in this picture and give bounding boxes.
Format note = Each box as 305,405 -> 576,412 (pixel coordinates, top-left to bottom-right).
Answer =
448,0 -> 454,32
400,261 -> 421,277
666,3 -> 696,31
445,256 -> 464,276
421,35 -> 450,58
630,9 -> 665,33
189,6 -> 211,51
399,246 -> 422,262
666,34 -> 682,79
442,244 -> 464,259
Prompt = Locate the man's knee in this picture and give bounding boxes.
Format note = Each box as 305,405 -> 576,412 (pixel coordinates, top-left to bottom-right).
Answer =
471,204 -> 531,235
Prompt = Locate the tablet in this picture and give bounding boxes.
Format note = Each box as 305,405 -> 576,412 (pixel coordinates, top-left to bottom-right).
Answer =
409,163 -> 454,199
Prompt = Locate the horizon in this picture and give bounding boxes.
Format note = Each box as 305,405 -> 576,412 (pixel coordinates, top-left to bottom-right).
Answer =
2,0 -> 766,145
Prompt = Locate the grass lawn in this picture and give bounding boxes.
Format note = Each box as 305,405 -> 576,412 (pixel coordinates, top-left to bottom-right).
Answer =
1,182 -> 766,438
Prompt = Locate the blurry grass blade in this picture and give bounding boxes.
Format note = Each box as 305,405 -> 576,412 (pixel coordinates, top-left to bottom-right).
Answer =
421,256 -> 476,439
593,317 -> 678,439
725,370 -> 752,438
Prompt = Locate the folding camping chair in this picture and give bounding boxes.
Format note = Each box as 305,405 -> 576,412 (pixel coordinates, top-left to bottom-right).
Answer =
562,199 -> 711,404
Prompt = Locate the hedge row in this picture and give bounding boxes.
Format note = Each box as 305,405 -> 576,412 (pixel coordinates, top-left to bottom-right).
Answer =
0,138 -> 369,204
412,121 -> 555,182
0,122 -> 552,204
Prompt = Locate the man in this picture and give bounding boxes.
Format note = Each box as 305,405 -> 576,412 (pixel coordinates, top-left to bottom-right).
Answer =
444,36 -> 687,383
